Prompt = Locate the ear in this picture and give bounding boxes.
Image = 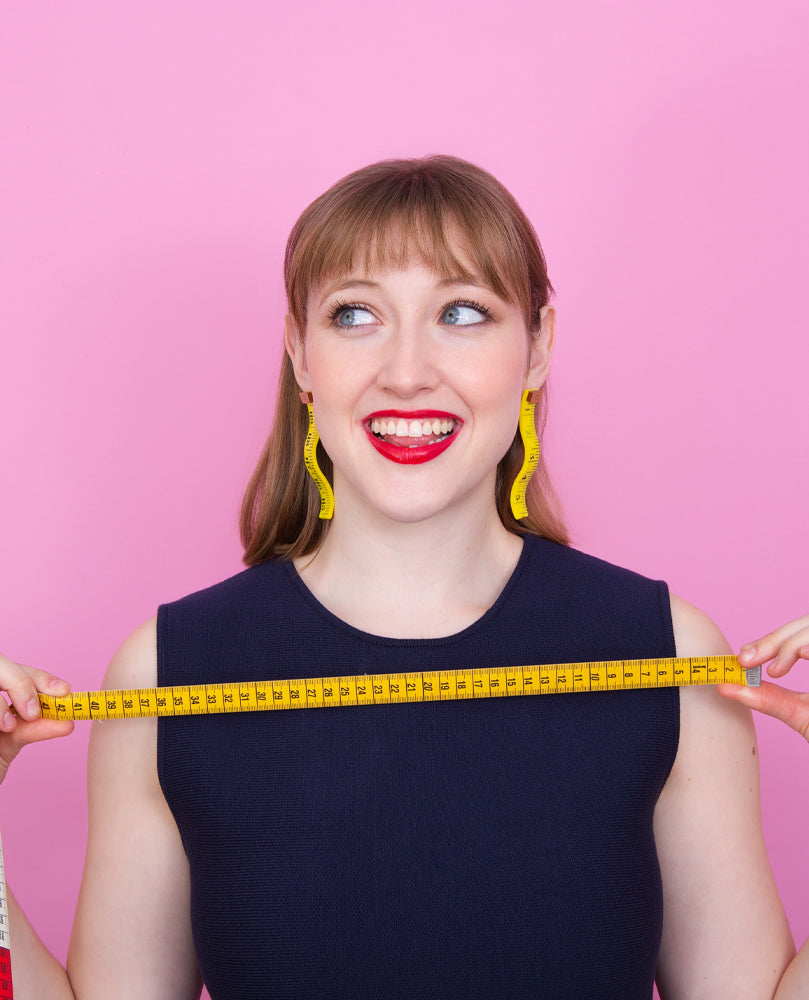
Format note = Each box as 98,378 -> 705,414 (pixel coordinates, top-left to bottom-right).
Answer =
525,305 -> 555,388
284,314 -> 312,392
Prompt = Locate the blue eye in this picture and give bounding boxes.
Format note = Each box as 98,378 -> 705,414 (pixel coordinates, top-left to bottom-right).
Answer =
335,306 -> 375,327
442,303 -> 488,326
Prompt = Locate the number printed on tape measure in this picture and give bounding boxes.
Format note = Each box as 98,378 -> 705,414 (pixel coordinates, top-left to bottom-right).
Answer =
34,656 -> 757,722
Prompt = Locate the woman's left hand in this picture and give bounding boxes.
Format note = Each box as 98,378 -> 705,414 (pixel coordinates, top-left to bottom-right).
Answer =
718,613 -> 809,740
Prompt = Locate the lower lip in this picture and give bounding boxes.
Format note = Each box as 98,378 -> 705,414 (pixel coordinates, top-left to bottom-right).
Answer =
365,428 -> 459,465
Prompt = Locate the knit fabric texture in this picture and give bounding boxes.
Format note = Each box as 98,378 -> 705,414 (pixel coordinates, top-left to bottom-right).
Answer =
158,536 -> 679,999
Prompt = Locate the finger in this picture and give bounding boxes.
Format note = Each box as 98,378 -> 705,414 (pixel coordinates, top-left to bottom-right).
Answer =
0,655 -> 71,722
738,615 -> 809,675
768,640 -> 809,678
718,681 -> 809,740
739,635 -> 809,678
0,718 -> 75,750
10,717 -> 75,746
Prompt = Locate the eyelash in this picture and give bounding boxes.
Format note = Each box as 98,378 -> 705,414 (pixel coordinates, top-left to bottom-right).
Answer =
444,298 -> 495,323
327,298 -> 495,326
327,299 -> 367,324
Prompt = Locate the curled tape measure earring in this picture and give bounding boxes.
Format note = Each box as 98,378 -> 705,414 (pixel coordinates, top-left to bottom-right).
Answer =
300,391 -> 334,520
509,389 -> 541,520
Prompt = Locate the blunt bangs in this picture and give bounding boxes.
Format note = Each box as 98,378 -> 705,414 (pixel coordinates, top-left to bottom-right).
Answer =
284,157 -> 551,333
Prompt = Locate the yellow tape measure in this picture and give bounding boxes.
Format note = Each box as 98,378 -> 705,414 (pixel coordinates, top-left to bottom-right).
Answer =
36,656 -> 760,722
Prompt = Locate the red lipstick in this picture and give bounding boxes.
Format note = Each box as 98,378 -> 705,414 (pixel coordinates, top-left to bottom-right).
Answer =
365,410 -> 462,465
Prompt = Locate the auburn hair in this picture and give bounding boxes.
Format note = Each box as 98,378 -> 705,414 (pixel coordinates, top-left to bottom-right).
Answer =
240,156 -> 568,564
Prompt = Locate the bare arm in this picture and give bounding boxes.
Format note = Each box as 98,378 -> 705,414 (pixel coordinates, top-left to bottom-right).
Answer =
654,596 -> 794,999
66,618 -> 202,1000
2,624 -> 202,1000
721,613 -> 809,1000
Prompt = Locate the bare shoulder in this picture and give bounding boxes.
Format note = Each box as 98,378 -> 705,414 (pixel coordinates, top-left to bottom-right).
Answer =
87,617 -> 160,823
87,618 -> 160,817
86,617 -> 160,816
669,593 -> 731,657
101,616 -> 158,691
668,592 -> 753,749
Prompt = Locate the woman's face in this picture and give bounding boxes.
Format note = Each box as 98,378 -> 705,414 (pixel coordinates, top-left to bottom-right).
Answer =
286,260 -> 554,527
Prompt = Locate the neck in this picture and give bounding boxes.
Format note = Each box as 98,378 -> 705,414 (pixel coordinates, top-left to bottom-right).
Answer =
294,494 -> 524,640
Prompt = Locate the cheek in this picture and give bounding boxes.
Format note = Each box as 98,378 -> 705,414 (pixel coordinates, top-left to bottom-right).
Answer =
469,352 -> 528,409
306,337 -> 370,388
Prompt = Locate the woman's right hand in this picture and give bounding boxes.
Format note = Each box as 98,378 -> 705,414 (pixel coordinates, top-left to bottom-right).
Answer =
718,614 -> 809,741
0,653 -> 75,782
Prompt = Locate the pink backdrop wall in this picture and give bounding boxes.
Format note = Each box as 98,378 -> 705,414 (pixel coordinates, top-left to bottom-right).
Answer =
2,0 -> 807,991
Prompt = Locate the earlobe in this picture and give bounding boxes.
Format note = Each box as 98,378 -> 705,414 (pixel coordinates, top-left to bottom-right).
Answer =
526,306 -> 555,386
284,315 -> 311,391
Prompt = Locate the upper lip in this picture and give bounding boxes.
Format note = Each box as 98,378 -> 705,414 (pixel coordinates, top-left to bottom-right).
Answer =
365,409 -> 461,422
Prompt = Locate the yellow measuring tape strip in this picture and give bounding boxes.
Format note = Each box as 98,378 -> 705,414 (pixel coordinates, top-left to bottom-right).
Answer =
36,656 -> 760,722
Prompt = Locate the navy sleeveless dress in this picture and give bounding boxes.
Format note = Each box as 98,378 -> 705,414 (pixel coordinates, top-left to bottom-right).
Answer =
157,536 -> 679,999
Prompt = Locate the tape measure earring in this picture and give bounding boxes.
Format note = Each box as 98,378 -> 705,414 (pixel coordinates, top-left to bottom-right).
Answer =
509,389 -> 541,520
300,391 -> 335,520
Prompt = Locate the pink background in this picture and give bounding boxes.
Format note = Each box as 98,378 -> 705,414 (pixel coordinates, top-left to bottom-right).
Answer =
2,0 -> 807,991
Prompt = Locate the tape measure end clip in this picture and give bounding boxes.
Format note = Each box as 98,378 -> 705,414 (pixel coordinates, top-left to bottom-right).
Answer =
745,665 -> 762,687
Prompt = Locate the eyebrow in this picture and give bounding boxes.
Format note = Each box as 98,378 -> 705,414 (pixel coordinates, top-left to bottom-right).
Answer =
317,275 -> 488,307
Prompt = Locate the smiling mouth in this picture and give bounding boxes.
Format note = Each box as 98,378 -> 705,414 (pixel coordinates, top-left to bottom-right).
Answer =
364,412 -> 461,465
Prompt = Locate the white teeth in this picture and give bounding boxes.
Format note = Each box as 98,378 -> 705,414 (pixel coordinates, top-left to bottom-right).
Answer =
371,417 -> 457,440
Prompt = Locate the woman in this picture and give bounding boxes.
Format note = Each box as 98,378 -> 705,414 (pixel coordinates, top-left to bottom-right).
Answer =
0,156 -> 807,998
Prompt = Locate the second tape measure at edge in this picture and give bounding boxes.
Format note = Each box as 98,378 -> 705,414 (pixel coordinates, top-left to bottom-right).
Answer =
36,655 -> 761,722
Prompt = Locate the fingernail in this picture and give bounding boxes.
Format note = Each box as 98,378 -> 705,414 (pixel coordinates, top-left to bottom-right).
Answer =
48,676 -> 67,691
25,695 -> 40,719
740,645 -> 756,663
1,710 -> 14,729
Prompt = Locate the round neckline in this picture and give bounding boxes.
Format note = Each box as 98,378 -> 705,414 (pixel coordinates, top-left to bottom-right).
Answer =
282,534 -> 536,648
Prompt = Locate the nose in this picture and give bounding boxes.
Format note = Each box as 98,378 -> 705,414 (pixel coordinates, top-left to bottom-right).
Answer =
376,323 -> 440,398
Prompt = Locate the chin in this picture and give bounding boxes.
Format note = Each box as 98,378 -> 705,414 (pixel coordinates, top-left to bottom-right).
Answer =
369,488 -> 485,528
